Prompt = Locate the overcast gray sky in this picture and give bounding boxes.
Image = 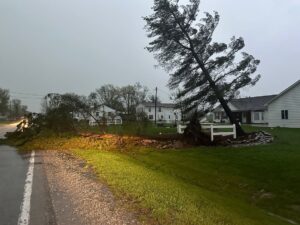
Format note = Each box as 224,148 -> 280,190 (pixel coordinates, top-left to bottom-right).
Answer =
1,0 -> 299,112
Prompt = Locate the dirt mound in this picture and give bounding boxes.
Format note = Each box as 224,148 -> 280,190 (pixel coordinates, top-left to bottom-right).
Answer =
79,131 -> 274,150
79,133 -> 187,150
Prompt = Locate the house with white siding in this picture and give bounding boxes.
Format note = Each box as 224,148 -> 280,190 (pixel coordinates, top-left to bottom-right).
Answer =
212,95 -> 276,125
266,80 -> 300,128
73,105 -> 122,126
136,102 -> 182,124
212,80 -> 300,128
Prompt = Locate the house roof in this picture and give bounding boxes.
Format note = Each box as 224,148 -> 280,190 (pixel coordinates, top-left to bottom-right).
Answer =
229,95 -> 277,111
213,95 -> 278,112
93,104 -> 115,111
266,80 -> 300,106
140,102 -> 175,108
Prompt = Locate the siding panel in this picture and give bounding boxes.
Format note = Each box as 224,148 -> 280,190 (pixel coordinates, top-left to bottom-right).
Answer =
268,84 -> 300,128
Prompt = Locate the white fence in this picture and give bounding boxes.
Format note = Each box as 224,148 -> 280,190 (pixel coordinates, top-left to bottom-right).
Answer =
177,123 -> 237,142
89,118 -> 123,126
177,124 -> 187,134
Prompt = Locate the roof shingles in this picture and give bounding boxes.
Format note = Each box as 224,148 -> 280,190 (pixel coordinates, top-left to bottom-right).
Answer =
229,95 -> 277,111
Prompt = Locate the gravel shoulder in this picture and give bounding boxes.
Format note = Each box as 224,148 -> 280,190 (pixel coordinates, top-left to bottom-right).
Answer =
41,150 -> 139,225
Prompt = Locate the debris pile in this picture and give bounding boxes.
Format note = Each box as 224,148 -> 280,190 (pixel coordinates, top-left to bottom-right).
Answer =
79,130 -> 274,150
79,133 -> 185,150
227,131 -> 274,147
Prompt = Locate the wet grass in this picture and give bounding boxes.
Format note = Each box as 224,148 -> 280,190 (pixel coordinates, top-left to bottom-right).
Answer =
19,126 -> 300,224
0,120 -> 12,125
73,127 -> 300,225
77,121 -> 177,137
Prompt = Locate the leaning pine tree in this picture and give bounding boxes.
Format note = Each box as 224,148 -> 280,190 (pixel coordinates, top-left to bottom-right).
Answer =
144,0 -> 261,136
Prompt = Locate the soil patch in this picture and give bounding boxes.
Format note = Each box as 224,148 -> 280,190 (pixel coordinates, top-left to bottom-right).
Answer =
79,130 -> 273,150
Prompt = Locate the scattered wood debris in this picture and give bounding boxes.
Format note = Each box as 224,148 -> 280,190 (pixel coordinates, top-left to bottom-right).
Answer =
227,131 -> 274,147
79,130 -> 274,150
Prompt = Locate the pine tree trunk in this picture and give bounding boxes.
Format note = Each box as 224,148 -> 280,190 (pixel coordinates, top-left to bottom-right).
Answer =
199,63 -> 245,136
190,52 -> 246,137
169,11 -> 246,137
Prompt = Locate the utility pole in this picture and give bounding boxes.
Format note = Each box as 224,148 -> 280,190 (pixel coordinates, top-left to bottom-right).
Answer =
154,87 -> 157,124
127,93 -> 130,115
9,100 -> 12,120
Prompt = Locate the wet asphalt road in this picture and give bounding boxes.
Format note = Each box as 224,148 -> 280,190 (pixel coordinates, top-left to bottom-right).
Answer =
0,145 -> 28,225
0,124 -> 56,225
0,122 -> 19,139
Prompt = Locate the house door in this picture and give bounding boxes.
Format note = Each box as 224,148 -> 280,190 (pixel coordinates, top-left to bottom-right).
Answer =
246,111 -> 252,124
242,112 -> 247,123
233,112 -> 242,123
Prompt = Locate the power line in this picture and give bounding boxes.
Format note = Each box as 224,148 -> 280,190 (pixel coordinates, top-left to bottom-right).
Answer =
155,87 -> 157,124
10,91 -> 45,97
10,95 -> 43,100
10,94 -> 43,99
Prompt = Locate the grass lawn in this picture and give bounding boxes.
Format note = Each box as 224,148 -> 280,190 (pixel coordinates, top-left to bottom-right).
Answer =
72,126 -> 300,225
18,126 -> 300,224
0,120 -> 20,125
0,120 -> 11,125
77,121 -> 177,137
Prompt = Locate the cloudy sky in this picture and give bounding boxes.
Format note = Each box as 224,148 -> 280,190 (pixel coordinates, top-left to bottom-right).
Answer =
0,0 -> 299,112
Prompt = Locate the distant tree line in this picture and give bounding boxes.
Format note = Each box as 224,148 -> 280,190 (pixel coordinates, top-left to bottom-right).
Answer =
0,88 -> 28,119
41,82 -> 156,116
89,83 -> 150,118
34,83 -> 161,132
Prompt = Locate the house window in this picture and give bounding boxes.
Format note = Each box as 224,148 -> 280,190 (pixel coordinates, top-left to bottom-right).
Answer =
281,110 -> 289,120
161,115 -> 163,119
215,112 -> 220,120
158,107 -> 162,112
254,112 -> 260,121
261,112 -> 264,121
149,115 -> 153,120
221,112 -> 228,119
148,107 -> 151,113
169,115 -> 171,119
96,112 -> 100,117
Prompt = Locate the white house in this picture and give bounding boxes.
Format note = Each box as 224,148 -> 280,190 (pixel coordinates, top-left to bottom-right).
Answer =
266,80 -> 300,128
212,95 -> 276,124
136,102 -> 182,124
74,105 -> 122,126
212,80 -> 300,128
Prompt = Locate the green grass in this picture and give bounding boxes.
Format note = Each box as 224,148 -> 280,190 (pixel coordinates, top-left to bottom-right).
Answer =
0,120 -> 12,125
73,127 -> 300,225
0,120 -> 20,125
19,126 -> 300,224
77,121 -> 177,137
